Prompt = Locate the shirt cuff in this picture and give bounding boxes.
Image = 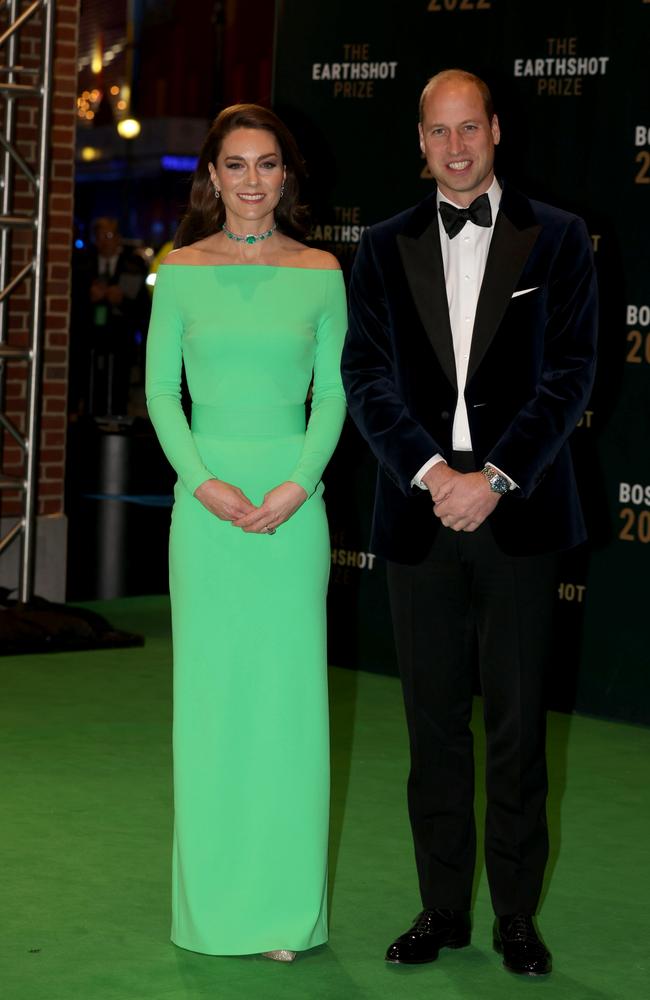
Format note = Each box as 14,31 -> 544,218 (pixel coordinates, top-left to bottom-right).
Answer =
411,454 -> 446,490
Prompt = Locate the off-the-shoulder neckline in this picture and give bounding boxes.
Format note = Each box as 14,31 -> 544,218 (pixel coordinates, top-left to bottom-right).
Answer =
160,263 -> 341,272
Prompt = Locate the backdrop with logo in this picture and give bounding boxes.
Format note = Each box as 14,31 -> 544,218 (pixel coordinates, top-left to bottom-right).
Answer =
272,0 -> 650,724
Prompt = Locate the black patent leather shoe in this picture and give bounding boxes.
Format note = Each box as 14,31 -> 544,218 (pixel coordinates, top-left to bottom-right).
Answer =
493,914 -> 551,976
385,908 -> 471,964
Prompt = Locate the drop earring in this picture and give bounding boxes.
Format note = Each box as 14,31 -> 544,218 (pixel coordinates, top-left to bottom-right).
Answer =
214,187 -> 220,200
279,183 -> 285,199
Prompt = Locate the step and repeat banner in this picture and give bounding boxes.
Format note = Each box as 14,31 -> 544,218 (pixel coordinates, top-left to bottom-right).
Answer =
273,0 -> 650,723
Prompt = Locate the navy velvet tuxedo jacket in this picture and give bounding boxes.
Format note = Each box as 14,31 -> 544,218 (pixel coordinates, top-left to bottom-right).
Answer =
341,184 -> 598,563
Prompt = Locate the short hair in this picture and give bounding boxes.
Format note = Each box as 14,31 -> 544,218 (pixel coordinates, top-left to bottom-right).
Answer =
419,69 -> 495,123
92,217 -> 119,236
175,103 -> 308,248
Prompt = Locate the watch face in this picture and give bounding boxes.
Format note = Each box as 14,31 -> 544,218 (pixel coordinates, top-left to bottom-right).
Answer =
482,466 -> 509,494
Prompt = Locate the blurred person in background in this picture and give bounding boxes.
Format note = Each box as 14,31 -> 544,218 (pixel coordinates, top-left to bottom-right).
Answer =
69,216 -> 150,418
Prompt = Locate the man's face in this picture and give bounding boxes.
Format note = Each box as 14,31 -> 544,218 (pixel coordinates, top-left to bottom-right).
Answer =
418,79 -> 500,206
94,220 -> 121,257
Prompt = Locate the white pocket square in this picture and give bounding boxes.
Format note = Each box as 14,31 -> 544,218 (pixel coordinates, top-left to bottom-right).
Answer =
511,286 -> 539,299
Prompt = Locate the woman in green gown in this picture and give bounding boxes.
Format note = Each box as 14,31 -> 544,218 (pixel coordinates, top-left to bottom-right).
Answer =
145,105 -> 347,961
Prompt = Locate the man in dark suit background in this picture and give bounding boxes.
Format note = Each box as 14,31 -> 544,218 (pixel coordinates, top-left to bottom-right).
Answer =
341,69 -> 597,977
69,217 -> 150,417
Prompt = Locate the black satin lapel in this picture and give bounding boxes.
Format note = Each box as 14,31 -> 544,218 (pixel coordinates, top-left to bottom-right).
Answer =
468,213 -> 541,380
397,224 -> 457,390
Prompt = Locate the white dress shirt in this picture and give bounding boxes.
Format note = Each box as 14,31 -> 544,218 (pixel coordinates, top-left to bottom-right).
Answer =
413,178 -> 515,490
98,254 -> 119,277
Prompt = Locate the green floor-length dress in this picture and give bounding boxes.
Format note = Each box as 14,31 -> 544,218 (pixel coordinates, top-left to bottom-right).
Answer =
146,263 -> 347,956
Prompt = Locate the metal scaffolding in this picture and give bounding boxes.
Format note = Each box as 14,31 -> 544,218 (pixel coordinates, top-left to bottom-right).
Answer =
0,0 -> 55,602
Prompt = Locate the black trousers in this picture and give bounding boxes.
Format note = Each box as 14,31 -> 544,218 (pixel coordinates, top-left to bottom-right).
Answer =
386,458 -> 558,916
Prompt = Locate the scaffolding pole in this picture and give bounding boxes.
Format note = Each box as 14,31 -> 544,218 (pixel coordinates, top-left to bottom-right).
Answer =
0,0 -> 55,603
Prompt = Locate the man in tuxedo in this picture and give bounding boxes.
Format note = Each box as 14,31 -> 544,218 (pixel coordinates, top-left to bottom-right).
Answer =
69,217 -> 150,417
341,69 -> 597,977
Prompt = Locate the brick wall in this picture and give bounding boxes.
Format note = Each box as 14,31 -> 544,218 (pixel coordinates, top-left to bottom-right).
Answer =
1,0 -> 80,525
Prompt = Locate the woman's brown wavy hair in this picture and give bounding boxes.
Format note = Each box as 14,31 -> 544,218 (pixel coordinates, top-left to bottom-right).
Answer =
174,104 -> 308,248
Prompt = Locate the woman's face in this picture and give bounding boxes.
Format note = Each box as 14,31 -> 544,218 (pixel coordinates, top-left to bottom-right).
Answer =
209,127 -> 286,234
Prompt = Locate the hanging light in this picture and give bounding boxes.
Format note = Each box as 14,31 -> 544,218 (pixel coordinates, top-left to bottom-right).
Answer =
91,37 -> 103,74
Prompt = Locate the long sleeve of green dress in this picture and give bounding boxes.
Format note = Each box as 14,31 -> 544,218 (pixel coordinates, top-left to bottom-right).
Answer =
287,267 -> 348,495
145,266 -> 214,496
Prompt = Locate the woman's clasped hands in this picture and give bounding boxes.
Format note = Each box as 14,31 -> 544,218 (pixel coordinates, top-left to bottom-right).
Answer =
193,479 -> 308,534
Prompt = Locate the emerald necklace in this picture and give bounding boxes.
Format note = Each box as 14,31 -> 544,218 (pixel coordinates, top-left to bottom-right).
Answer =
222,223 -> 277,245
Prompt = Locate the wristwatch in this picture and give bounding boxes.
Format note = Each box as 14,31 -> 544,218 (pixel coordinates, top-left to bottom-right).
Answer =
480,463 -> 510,495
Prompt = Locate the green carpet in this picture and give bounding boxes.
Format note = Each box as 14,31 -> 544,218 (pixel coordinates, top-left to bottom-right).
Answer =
1,595 -> 648,1000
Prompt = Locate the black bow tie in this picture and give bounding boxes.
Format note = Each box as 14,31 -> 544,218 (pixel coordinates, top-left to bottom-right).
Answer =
439,193 -> 492,238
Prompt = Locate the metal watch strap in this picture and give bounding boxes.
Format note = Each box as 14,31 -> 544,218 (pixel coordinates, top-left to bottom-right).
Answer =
481,464 -> 510,495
